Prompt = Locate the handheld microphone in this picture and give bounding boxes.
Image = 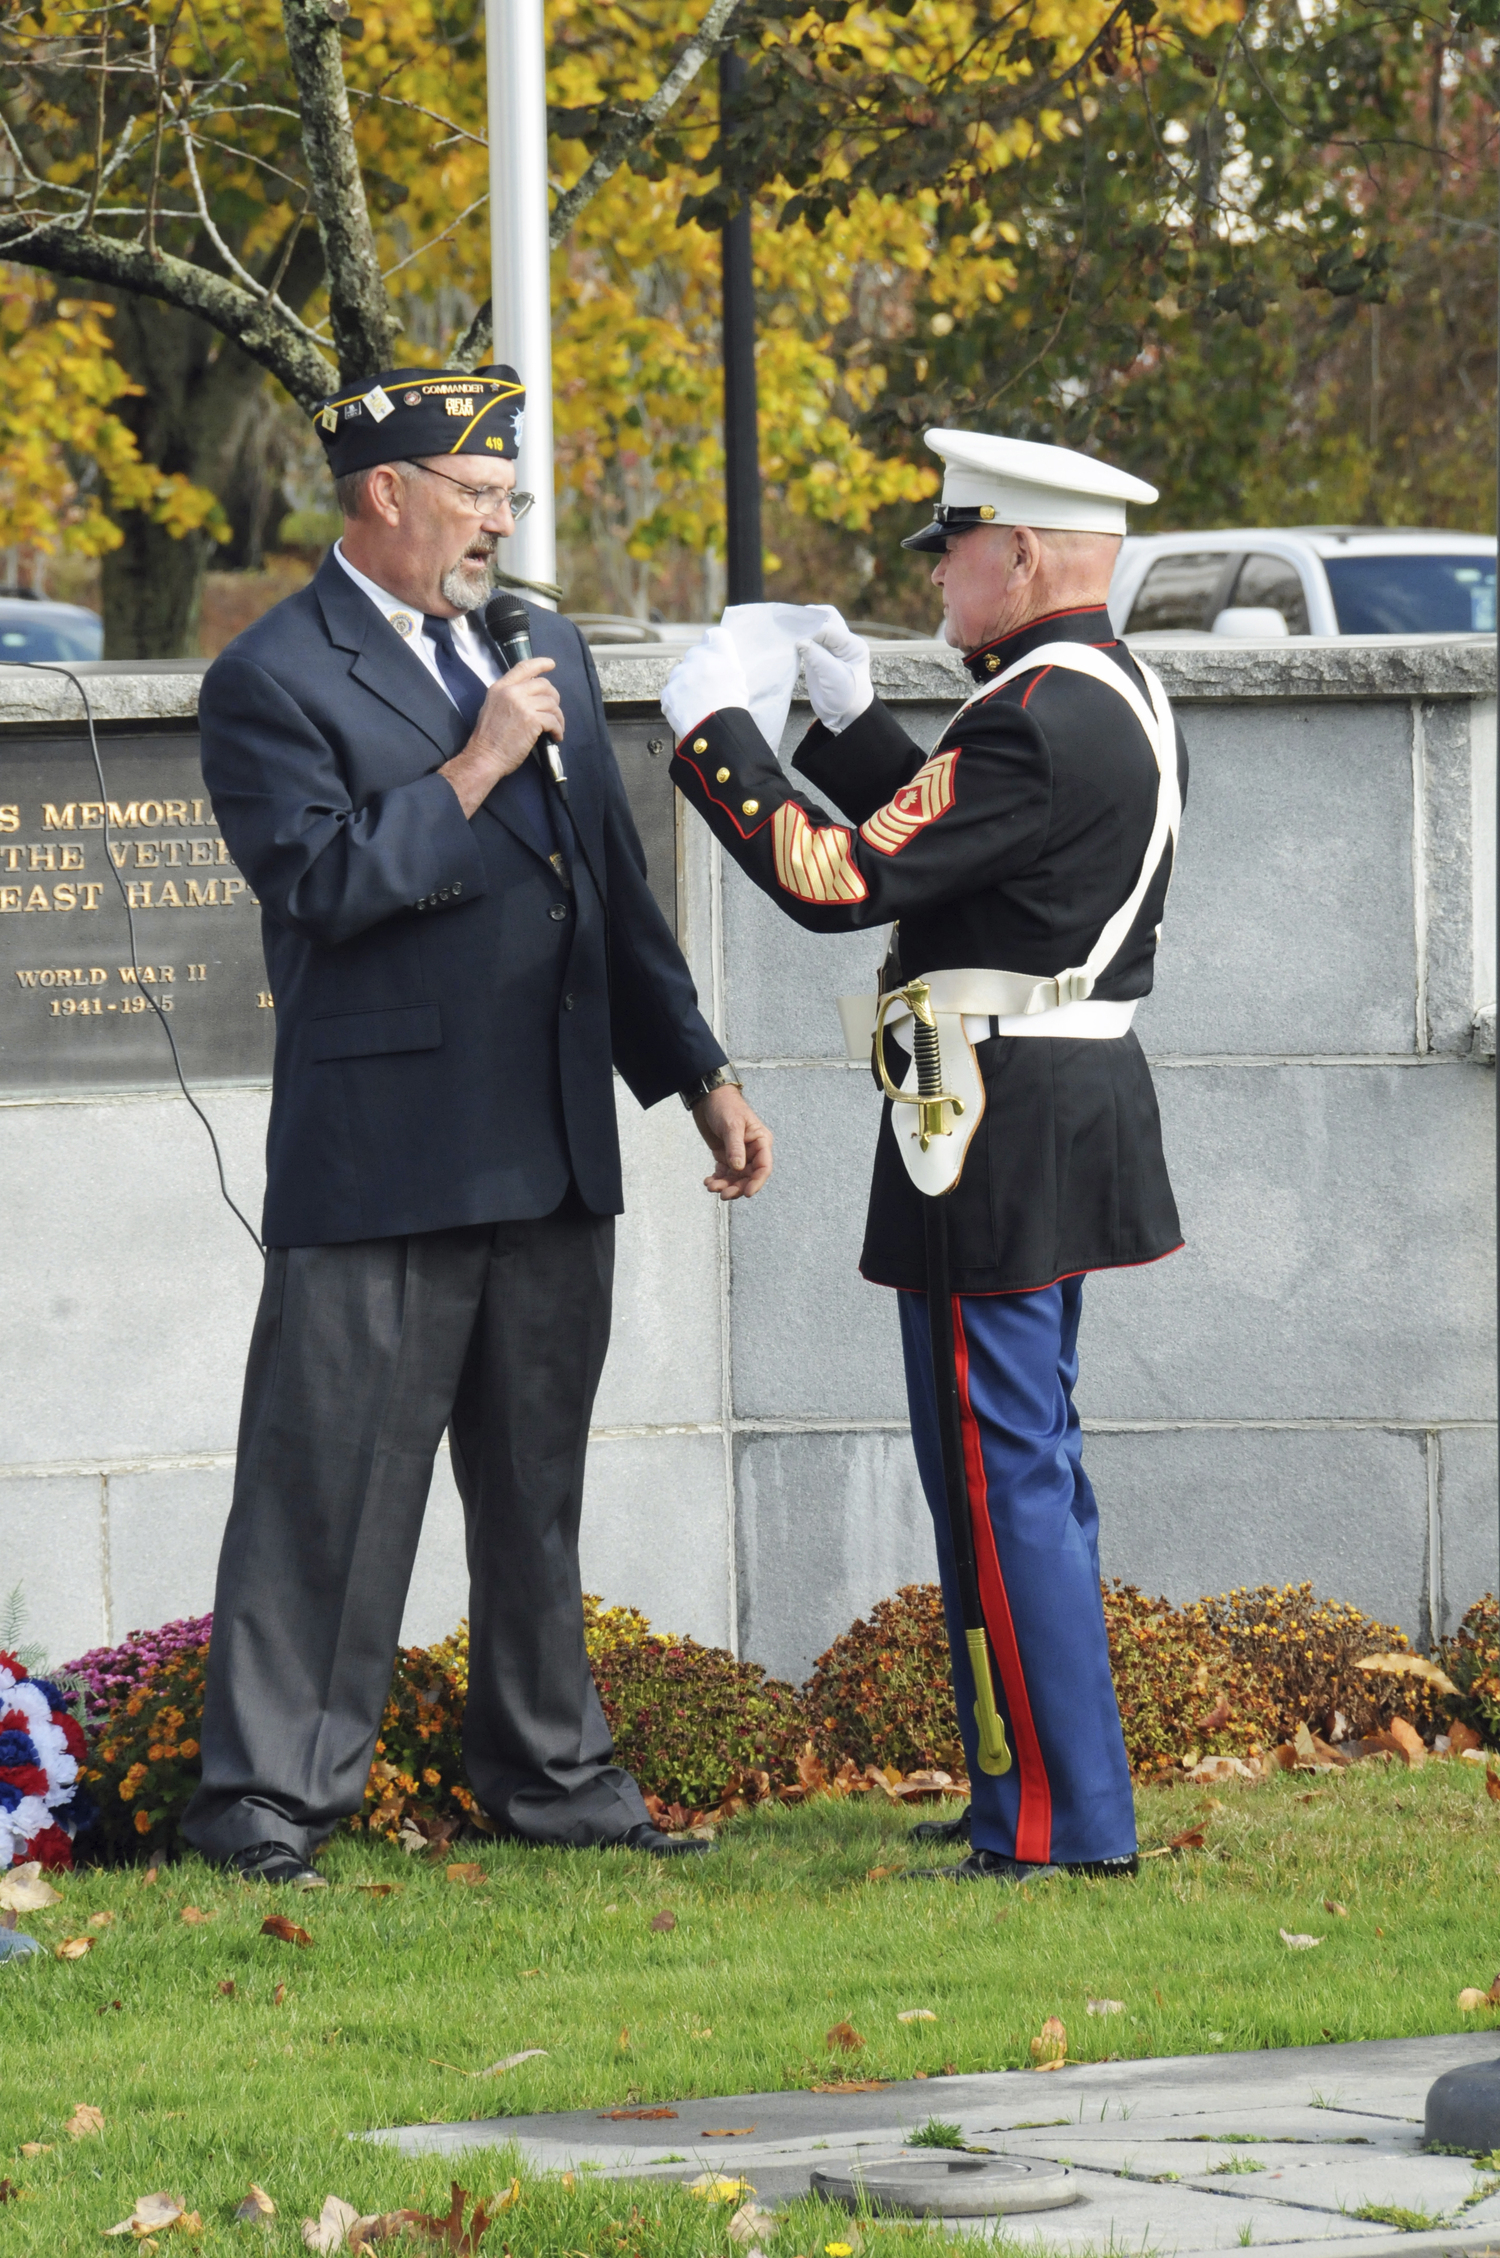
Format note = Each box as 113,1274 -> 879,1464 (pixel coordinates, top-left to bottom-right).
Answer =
482,590 -> 567,791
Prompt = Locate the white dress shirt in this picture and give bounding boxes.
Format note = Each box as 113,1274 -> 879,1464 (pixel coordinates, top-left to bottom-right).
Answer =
334,541 -> 500,706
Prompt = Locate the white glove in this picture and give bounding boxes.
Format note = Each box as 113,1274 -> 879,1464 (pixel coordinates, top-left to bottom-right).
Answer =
662,625 -> 750,744
800,613 -> 873,735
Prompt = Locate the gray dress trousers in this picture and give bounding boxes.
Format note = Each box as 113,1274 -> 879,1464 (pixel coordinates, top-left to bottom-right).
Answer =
181,1191 -> 649,1861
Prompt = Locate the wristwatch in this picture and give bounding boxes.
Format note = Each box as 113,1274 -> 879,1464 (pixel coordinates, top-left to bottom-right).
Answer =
679,1062 -> 744,1111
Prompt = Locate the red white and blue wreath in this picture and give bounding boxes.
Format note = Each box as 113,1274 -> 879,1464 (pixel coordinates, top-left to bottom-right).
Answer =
0,1649 -> 91,1871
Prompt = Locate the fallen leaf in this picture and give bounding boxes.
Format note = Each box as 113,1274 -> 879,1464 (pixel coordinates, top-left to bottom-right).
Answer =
54,1936 -> 92,1960
179,1908 -> 213,1926
1184,1754 -> 1260,1783
1487,1767 -> 1500,1804
88,1911 -> 116,1929
273,1984 -> 286,2005
865,1866 -> 896,1883
688,2175 -> 749,2202
65,2105 -> 104,2139
1279,1928 -> 1323,1949
216,1979 -> 237,1997
1086,2000 -> 1125,2016
235,2186 -> 277,2225
826,2020 -> 864,2053
142,1869 -> 160,1887
1449,1721 -> 1483,1755
729,2201 -> 779,2246
1323,1899 -> 1348,1917
897,2009 -> 937,2023
1197,1696 -> 1231,1732
300,2195 -> 360,2253
1460,1988 -> 1492,2010
599,2108 -> 677,2121
445,1865 -> 486,1887
348,2210 -> 422,2250
356,1884 -> 398,1897
1168,1828 -> 1206,1851
470,2051 -> 547,2077
105,2193 -> 186,2238
1387,1717 -> 1426,1766
1355,1651 -> 1459,1696
693,2026 -> 713,2039
618,2026 -> 630,2050
1030,2014 -> 1067,2069
97,2000 -> 124,2016
0,2180 -> 16,2202
262,1916 -> 313,1947
649,1910 -> 677,1933
404,2180 -> 494,2252
19,2145 -> 51,2158
0,1863 -> 60,1913
703,2128 -> 755,2138
809,2079 -> 888,2093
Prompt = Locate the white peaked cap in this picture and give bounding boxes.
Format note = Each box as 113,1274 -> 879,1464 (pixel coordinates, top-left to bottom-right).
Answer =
925,428 -> 1158,536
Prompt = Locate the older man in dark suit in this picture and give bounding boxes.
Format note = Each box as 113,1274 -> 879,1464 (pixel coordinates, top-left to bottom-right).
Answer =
181,365 -> 771,1884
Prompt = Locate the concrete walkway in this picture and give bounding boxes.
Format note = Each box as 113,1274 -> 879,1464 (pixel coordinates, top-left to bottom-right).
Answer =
367,2032 -> 1500,2253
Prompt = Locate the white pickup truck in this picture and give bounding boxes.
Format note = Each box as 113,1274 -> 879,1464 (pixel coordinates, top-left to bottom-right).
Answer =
1108,525 -> 1496,639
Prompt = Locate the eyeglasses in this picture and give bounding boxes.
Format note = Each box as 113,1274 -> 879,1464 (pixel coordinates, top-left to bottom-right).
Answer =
409,461 -> 535,519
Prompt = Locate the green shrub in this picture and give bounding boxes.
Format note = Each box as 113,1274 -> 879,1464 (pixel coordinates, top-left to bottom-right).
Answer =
1199,1581 -> 1446,1744
1102,1583 -> 1272,1777
82,1641 -> 210,1861
805,1584 -> 964,1775
1436,1594 -> 1500,1744
351,1640 -> 476,1842
590,1633 -> 807,1813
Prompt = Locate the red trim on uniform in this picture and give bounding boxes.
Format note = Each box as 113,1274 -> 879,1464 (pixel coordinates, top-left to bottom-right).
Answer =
674,717 -> 777,838
1018,665 -> 1053,710
877,1241 -> 1185,1297
967,604 -> 1114,673
952,1296 -> 1053,1866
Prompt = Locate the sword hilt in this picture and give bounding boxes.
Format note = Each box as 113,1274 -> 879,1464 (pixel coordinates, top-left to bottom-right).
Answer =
873,978 -> 965,1153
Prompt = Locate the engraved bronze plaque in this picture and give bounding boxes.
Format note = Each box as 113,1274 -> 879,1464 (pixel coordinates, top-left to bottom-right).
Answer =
0,728 -> 275,1095
0,710 -> 678,1096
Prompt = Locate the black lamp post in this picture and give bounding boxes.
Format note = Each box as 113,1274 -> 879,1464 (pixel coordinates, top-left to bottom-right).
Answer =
719,49 -> 764,605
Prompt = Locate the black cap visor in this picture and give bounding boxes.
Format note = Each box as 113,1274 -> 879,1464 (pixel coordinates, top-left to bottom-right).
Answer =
900,503 -> 999,553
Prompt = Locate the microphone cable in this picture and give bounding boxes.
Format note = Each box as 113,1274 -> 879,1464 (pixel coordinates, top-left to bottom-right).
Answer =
2,657 -> 264,1257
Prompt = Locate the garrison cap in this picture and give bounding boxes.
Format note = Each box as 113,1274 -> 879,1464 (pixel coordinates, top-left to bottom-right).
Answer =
902,428 -> 1158,551
312,364 -> 525,478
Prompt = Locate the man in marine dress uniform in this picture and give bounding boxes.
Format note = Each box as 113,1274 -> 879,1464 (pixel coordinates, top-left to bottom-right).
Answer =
662,432 -> 1186,1881
181,365 -> 771,1885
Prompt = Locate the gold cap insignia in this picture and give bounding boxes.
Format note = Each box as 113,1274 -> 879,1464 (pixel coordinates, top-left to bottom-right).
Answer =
979,504 -> 996,520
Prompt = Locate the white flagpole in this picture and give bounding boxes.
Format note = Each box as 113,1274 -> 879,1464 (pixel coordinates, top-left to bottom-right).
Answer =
486,0 -> 559,606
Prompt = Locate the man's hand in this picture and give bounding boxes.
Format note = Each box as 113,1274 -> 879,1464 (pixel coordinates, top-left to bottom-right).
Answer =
662,625 -> 750,744
801,614 -> 873,735
439,656 -> 566,818
692,1086 -> 773,1200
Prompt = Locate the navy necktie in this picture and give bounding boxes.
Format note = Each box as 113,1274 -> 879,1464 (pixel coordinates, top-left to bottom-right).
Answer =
423,614 -> 556,862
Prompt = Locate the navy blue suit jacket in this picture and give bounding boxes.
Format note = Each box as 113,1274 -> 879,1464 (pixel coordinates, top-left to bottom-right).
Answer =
199,551 -> 725,1247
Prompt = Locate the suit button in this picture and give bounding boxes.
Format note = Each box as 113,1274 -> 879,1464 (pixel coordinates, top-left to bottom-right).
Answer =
563,993 -> 576,1011
742,798 -> 759,815
692,737 -> 708,753
452,881 -> 462,896
438,887 -> 450,901
549,903 -> 568,921
716,767 -> 730,783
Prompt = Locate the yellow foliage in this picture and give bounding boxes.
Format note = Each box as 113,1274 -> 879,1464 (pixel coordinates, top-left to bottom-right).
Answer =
0,275 -> 227,556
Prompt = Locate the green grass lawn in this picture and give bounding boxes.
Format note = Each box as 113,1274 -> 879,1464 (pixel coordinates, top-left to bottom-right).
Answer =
4,1760 -> 1500,2256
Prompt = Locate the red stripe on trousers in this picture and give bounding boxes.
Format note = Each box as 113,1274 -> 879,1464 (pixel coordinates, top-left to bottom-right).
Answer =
952,1295 -> 1054,1865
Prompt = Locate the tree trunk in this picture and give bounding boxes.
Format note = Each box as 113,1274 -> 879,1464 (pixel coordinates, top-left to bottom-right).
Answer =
98,231 -> 326,656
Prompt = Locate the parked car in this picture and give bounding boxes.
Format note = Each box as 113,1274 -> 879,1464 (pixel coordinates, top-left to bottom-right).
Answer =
0,593 -> 104,663
567,612 -> 941,648
1110,527 -> 1497,639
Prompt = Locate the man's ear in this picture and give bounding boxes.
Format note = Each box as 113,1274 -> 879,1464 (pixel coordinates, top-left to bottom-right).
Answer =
367,465 -> 406,528
1011,526 -> 1044,583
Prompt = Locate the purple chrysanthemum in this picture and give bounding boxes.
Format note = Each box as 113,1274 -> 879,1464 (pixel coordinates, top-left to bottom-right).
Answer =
63,1615 -> 213,1726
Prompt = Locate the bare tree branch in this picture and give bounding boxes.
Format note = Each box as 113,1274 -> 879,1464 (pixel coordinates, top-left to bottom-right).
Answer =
548,0 -> 744,244
380,190 -> 487,281
175,108 -> 331,349
454,0 -> 745,367
281,0 -> 399,377
0,212 -> 336,405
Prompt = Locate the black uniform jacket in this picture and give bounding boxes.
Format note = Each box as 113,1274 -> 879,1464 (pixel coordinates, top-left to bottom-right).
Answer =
670,603 -> 1187,1294
200,551 -> 724,1248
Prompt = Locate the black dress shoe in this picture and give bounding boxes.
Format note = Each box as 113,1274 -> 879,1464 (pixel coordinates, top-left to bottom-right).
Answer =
231,1840 -> 327,1888
618,1823 -> 714,1858
906,1847 -> 1059,1883
906,1847 -> 1139,1883
909,1802 -> 971,1846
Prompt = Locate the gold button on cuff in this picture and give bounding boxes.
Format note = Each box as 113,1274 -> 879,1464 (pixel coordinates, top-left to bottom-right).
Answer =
692,737 -> 708,753
716,767 -> 731,783
741,798 -> 760,815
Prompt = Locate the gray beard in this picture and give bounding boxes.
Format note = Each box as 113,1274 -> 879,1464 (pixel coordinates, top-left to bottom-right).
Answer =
441,552 -> 494,612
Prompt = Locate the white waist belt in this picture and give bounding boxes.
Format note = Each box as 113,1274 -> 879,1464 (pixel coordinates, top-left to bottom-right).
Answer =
837,976 -> 1135,1060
